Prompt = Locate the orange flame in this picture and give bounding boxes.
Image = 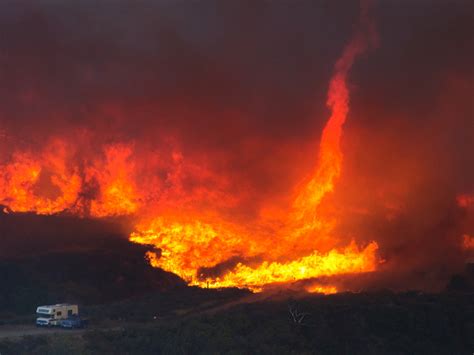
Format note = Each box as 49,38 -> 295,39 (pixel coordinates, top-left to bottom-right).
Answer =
194,241 -> 378,291
306,285 -> 338,295
0,140 -> 82,214
0,141 -> 140,217
87,144 -> 139,217
0,3 -> 380,293
129,5 -> 380,291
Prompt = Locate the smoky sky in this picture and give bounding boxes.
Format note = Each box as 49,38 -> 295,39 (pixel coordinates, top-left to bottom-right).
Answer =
0,0 -> 357,140
0,0 -> 473,289
1,0 -> 471,152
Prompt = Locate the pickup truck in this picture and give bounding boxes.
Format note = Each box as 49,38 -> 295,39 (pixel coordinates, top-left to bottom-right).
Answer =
59,317 -> 88,329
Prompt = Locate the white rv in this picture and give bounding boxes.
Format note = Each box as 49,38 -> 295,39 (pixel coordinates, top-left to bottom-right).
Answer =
36,304 -> 79,327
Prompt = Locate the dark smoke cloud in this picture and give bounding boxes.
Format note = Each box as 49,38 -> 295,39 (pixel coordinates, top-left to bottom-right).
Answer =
0,0 -> 356,140
0,0 -> 472,290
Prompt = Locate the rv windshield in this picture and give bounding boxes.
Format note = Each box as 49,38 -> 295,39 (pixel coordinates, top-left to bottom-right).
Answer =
37,313 -> 53,319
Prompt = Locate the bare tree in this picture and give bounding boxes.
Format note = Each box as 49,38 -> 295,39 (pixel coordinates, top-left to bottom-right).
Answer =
288,302 -> 310,325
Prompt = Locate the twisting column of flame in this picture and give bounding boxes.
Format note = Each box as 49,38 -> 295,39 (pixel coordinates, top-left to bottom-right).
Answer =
130,1 -> 380,292
293,0 -> 376,224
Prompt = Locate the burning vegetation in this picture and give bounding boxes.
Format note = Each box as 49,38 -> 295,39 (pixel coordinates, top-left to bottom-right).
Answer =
129,3 -> 380,291
0,0 -> 472,294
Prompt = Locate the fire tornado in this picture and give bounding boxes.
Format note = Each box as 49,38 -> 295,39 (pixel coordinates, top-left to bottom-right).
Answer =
1,0 -> 472,293
129,2 -> 380,292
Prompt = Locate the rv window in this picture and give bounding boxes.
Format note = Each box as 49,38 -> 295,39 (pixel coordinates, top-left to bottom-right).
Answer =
57,311 -> 62,316
37,314 -> 53,319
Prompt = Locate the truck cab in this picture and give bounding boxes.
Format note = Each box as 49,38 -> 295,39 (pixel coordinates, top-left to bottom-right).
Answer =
36,304 -> 79,327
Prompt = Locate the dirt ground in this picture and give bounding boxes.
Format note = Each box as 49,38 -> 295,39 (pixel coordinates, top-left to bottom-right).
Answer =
0,325 -> 86,340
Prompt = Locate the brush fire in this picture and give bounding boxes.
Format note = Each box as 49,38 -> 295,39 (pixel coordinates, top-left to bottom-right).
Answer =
0,0 -> 472,294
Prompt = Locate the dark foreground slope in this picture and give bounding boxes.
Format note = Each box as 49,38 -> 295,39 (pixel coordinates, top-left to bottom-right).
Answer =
1,289 -> 473,355
0,245 -> 184,321
0,210 -> 185,316
0,239 -> 185,317
1,262 -> 473,354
